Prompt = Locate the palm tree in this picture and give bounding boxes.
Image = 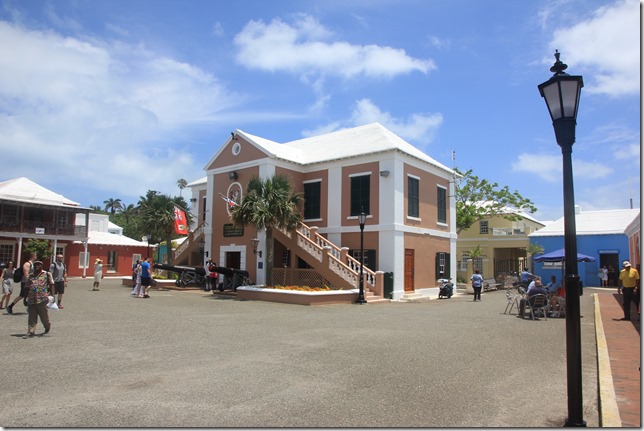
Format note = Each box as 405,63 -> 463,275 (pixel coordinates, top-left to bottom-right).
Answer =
120,204 -> 137,225
177,178 -> 188,197
230,174 -> 302,286
467,245 -> 486,273
137,193 -> 192,265
526,243 -> 544,273
103,198 -> 123,215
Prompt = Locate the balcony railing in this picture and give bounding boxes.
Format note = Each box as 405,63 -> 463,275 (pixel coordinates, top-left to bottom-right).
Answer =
492,227 -> 526,236
0,219 -> 88,237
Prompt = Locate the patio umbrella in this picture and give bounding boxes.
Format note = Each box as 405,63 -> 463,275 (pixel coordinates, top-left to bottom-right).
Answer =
534,248 -> 596,292
533,248 -> 596,263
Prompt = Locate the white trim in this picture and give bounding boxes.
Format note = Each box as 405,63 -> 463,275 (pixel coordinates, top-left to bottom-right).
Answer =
407,173 -> 421,181
303,178 -> 322,184
348,171 -> 372,178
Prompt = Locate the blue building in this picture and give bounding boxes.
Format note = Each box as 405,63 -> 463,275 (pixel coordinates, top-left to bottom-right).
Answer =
529,208 -> 640,288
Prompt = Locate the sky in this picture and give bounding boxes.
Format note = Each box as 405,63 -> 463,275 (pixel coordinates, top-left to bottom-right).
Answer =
0,0 -> 640,222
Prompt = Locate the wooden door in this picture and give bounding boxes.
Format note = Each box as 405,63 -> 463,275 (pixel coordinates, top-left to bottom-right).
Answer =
226,251 -> 241,269
404,249 -> 414,292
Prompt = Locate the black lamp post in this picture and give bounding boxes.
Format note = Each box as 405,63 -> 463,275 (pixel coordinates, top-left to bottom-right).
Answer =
357,210 -> 367,304
538,50 -> 585,427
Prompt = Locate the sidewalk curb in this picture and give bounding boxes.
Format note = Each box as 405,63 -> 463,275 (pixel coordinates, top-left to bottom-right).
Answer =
594,293 -> 622,427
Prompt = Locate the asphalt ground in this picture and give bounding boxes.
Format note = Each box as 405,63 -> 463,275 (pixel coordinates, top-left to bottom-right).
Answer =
0,278 -> 600,427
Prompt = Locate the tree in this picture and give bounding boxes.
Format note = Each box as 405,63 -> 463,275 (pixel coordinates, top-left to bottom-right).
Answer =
454,168 -> 537,234
24,239 -> 53,262
177,178 -> 188,197
230,175 -> 302,286
89,205 -> 104,213
466,245 -> 486,272
119,204 -> 137,225
103,198 -> 123,215
526,242 -> 544,272
137,192 -> 192,265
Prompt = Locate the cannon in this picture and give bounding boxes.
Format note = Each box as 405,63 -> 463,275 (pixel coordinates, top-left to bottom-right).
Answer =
153,263 -> 206,288
207,265 -> 252,291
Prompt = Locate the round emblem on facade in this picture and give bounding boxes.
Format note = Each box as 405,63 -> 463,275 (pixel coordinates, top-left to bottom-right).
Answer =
226,182 -> 243,216
232,142 -> 241,156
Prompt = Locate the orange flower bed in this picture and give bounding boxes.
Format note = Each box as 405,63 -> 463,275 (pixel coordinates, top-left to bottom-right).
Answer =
269,285 -> 332,292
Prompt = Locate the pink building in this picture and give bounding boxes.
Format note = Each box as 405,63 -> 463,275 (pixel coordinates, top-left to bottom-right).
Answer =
179,123 -> 457,300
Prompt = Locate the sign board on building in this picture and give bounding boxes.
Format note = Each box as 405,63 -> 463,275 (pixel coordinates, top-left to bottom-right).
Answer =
35,228 -> 45,234
223,223 -> 244,237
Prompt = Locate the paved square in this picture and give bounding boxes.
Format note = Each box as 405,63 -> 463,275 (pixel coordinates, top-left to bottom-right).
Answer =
0,278 -> 599,427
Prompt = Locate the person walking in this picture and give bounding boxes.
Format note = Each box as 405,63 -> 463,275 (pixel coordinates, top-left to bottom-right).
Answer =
618,260 -> 640,321
7,252 -> 37,314
131,260 -> 142,296
607,265 -> 616,287
23,260 -> 54,338
140,257 -> 152,298
0,260 -> 15,309
599,265 -> 608,287
92,258 -> 103,291
49,254 -> 67,309
470,269 -> 483,302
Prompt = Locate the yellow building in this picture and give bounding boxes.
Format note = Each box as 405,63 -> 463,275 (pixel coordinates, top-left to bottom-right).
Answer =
456,206 -> 545,283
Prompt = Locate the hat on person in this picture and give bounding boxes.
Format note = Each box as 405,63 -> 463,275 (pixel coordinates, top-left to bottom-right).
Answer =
623,261 -> 631,267
33,260 -> 43,266
95,258 -> 102,263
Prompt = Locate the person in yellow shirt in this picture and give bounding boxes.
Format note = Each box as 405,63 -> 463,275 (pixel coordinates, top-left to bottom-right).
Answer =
618,261 -> 640,321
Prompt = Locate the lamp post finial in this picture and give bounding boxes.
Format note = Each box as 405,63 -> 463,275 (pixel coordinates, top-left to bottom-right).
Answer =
550,49 -> 568,75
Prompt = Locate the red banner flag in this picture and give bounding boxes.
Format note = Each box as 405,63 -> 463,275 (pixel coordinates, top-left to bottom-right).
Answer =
173,206 -> 188,235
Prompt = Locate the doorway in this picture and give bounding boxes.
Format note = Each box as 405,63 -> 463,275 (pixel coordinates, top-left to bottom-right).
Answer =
404,249 -> 414,292
226,251 -> 241,270
599,253 -> 619,287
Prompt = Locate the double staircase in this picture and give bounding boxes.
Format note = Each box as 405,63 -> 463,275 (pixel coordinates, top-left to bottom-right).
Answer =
274,222 -> 388,303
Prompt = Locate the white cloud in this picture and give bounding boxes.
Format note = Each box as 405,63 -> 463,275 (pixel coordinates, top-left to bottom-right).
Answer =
212,22 -> 224,37
511,153 -> 613,182
234,14 -> 435,79
0,21 -> 238,202
427,35 -> 451,50
549,0 -> 638,96
302,99 -> 443,146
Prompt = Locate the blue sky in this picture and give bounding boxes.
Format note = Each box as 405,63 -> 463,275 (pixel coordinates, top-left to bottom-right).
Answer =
0,0 -> 639,222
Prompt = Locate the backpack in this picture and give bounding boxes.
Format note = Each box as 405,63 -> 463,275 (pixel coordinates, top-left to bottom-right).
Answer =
51,262 -> 65,279
13,266 -> 23,283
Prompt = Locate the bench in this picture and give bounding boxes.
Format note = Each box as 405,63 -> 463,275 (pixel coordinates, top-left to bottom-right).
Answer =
483,278 -> 501,291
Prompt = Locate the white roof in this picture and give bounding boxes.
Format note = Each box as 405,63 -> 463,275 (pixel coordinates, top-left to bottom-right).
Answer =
0,177 -> 87,209
473,201 -> 543,225
78,231 -> 149,247
530,208 -> 640,237
236,123 -> 454,174
187,177 -> 206,187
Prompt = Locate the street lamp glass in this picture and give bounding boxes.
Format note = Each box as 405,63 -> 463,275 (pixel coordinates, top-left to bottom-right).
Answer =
538,75 -> 583,121
358,211 -> 367,225
250,237 -> 259,253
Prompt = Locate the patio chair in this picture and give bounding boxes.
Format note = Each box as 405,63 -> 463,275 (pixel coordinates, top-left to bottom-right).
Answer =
504,290 -> 520,314
525,294 -> 549,320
